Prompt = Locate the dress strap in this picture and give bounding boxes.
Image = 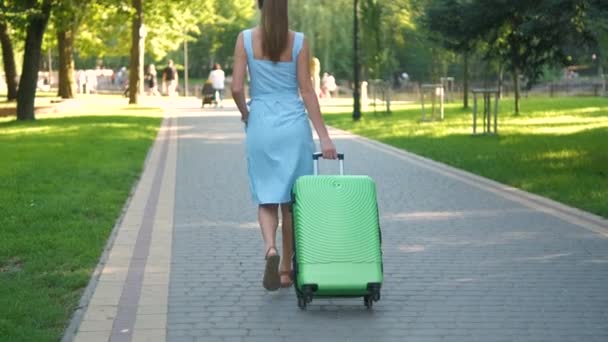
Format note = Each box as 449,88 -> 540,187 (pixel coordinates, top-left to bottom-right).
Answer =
292,32 -> 304,61
243,29 -> 253,59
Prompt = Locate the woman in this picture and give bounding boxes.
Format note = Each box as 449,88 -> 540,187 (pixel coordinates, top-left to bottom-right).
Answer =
208,63 -> 225,107
231,0 -> 337,291
146,64 -> 160,96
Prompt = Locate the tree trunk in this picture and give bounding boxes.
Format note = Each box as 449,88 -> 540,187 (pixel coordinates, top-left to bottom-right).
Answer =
512,68 -> 520,115
497,63 -> 504,99
16,0 -> 52,121
463,51 -> 469,109
129,0 -> 143,105
0,20 -> 18,101
57,30 -> 76,99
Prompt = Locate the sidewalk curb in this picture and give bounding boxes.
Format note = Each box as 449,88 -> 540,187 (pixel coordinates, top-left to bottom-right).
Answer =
329,126 -> 608,237
60,112 -> 170,342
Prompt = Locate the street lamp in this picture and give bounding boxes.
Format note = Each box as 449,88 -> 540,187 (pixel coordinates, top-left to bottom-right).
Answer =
184,34 -> 189,97
353,0 -> 361,121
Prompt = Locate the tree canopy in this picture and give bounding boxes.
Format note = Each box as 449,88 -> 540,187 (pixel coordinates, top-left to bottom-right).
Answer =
2,0 -> 608,119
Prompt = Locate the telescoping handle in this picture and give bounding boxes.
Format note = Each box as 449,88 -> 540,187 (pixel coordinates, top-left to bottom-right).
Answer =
313,152 -> 345,175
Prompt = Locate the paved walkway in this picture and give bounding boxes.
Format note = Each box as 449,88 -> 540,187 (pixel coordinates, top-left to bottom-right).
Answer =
65,101 -> 608,342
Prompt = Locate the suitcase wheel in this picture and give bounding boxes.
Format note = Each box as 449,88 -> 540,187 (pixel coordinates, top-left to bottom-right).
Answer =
297,285 -> 316,310
297,296 -> 307,310
365,283 -> 381,309
367,283 -> 381,302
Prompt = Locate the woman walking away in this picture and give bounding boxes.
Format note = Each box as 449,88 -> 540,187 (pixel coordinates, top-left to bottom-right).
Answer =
147,64 -> 160,96
231,0 -> 337,291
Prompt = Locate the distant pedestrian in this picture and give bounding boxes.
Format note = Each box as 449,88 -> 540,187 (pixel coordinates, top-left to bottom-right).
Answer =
162,60 -> 178,97
117,66 -> 127,89
147,64 -> 160,96
85,69 -> 97,94
77,70 -> 86,94
208,63 -> 226,107
326,73 -> 337,98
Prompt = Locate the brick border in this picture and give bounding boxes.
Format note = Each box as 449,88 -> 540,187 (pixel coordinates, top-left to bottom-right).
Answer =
61,114 -> 172,342
108,116 -> 172,341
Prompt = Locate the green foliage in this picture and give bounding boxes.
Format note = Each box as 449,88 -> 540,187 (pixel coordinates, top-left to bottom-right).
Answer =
0,0 -> 29,42
288,0 -> 353,78
583,0 -> 608,69
426,0 -> 608,85
144,0 -> 214,61
324,96 -> 608,218
73,0 -> 215,60
425,0 -> 477,53
52,0 -> 95,32
65,1 -> 131,58
184,0 -> 255,77
361,0 -> 392,80
9,0 -> 607,89
0,0 -> 25,82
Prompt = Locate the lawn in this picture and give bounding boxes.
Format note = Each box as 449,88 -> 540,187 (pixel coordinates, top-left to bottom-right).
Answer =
324,96 -> 608,218
0,106 -> 162,341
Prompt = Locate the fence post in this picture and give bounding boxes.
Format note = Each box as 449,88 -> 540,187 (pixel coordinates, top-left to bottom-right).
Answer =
386,81 -> 392,114
472,91 -> 477,135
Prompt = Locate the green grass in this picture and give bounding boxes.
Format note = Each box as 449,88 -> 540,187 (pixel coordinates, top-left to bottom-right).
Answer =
324,96 -> 608,218
0,107 -> 162,341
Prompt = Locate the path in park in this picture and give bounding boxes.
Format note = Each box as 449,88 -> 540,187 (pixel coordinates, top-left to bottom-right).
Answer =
65,100 -> 608,342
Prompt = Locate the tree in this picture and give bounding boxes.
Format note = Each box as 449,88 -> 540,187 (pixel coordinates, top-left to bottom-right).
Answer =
125,0 -> 217,103
463,0 -> 600,114
361,0 -> 391,80
187,0 -> 254,76
425,0 -> 606,114
289,0 -> 353,79
75,2 -> 131,59
385,0 -> 454,84
585,0 -> 608,76
16,0 -> 53,121
53,0 -> 98,99
425,0 -> 479,108
0,0 -> 19,101
128,0 -> 142,104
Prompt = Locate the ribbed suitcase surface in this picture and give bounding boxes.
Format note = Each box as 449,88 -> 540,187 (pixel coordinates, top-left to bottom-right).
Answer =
292,175 -> 383,297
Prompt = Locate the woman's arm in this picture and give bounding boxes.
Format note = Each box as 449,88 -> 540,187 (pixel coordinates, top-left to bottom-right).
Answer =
231,32 -> 249,123
297,37 -> 337,159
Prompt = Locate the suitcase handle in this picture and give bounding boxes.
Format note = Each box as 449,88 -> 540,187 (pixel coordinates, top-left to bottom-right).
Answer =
313,152 -> 344,175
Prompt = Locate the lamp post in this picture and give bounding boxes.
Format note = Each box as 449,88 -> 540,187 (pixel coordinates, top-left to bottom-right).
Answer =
592,53 -> 603,78
184,35 -> 189,97
353,0 -> 361,121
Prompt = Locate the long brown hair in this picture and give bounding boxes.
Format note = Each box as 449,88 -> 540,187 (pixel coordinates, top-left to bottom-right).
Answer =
258,0 -> 289,63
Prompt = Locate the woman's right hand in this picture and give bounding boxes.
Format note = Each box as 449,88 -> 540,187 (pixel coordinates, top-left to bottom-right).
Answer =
320,137 -> 337,160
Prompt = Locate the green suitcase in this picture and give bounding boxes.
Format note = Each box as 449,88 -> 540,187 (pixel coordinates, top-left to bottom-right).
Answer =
291,153 -> 383,310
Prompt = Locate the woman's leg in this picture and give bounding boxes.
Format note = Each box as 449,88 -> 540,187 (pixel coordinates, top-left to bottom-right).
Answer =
259,204 -> 281,290
279,204 -> 294,285
258,204 -> 279,255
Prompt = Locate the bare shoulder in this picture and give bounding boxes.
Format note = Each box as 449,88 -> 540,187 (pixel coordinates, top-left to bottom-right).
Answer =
237,27 -> 256,40
250,26 -> 261,36
289,30 -> 305,40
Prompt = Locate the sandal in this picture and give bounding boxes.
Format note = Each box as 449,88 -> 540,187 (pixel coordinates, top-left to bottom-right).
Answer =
262,247 -> 280,291
279,270 -> 293,288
